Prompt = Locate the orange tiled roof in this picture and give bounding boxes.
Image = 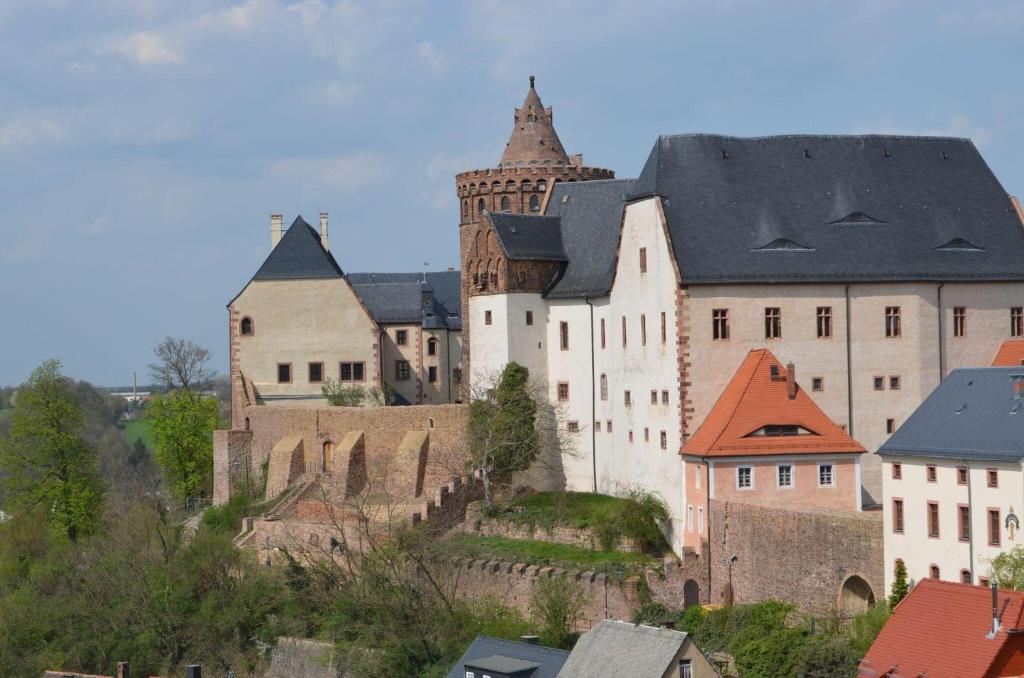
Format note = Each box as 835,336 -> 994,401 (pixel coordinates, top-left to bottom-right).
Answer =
992,339 -> 1024,367
683,349 -> 864,458
862,579 -> 1024,678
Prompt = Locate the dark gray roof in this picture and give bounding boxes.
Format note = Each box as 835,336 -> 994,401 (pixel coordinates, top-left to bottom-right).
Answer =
466,654 -> 540,674
631,134 -> 1024,284
558,620 -> 689,678
489,211 -> 566,261
879,368 -> 1024,461
446,637 -> 569,678
253,215 -> 344,281
347,271 -> 461,330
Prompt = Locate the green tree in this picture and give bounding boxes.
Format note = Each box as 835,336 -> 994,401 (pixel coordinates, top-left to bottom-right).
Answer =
0,360 -> 103,542
145,390 -> 219,500
990,545 -> 1024,590
888,559 -> 910,609
468,363 -> 538,507
529,574 -> 587,649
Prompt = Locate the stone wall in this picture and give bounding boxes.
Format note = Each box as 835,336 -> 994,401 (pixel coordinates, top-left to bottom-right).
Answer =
213,429 -> 254,504
460,502 -> 642,552
266,637 -> 339,678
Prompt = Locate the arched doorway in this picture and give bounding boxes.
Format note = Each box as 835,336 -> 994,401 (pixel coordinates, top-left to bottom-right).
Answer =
839,575 -> 875,615
322,440 -> 334,473
683,579 -> 700,609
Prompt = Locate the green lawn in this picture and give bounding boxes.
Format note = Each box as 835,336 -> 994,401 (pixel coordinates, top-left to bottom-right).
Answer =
491,491 -> 644,531
442,534 -> 657,574
118,418 -> 154,448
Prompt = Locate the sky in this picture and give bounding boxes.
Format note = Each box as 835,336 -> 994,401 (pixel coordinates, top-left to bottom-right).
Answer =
1,0 -> 1022,386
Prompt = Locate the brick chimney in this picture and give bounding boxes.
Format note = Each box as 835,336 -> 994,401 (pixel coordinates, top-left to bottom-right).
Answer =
116,661 -> 129,678
319,211 -> 329,251
786,362 -> 797,399
270,213 -> 283,249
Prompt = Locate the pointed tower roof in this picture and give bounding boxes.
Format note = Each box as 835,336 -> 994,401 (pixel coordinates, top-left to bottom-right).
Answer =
253,215 -> 344,280
683,349 -> 864,458
499,76 -> 571,168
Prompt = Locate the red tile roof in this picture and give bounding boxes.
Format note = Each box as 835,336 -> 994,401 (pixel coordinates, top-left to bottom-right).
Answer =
992,340 -> 1024,367
683,349 -> 864,458
861,579 -> 1024,678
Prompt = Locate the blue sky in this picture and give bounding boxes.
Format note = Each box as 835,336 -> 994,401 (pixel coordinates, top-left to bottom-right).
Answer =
1,0 -> 1022,386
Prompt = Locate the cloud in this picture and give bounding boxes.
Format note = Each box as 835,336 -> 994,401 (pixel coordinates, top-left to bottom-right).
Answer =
107,30 -> 183,65
418,41 -> 449,73
268,153 -> 390,191
0,118 -> 63,150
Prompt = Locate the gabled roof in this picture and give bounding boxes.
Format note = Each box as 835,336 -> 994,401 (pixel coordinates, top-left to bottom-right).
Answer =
347,271 -> 461,330
445,636 -> 569,678
558,620 -> 689,678
253,215 -> 344,281
683,349 -> 864,458
630,134 -> 1024,284
499,76 -> 571,168
993,339 -> 1024,367
862,579 -> 1024,678
878,367 -> 1024,461
488,211 -> 566,261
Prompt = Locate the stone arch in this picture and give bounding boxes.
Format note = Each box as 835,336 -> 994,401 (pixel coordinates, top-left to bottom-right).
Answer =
838,574 -> 875,615
320,435 -> 337,473
486,231 -> 497,256
683,579 -> 700,609
521,179 -> 532,191
529,194 -> 540,212
500,196 -> 511,212
243,417 -> 251,431
474,229 -> 482,256
494,257 -> 504,288
477,197 -> 485,215
491,180 -> 501,191
505,179 -> 516,191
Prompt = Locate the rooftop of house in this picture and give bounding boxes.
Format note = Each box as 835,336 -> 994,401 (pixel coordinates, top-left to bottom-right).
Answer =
252,215 -> 344,281
446,636 -> 569,678
879,367 -> 1024,461
557,620 -> 690,678
993,339 -> 1024,367
683,349 -> 865,458
861,579 -> 1024,678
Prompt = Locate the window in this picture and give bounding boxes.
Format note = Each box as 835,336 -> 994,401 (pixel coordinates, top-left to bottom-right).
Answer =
427,337 -> 438,356
885,306 -> 902,338
698,507 -> 704,533
395,360 -> 411,381
680,658 -> 693,678
277,363 -> 291,383
628,430 -> 634,442
927,501 -> 940,538
777,464 -> 793,488
953,306 -> 967,337
1013,307 -> 1023,338
812,377 -> 823,392
484,311 -> 492,325
308,362 -> 323,383
428,366 -> 438,383
695,465 -> 702,489
340,362 -> 365,381
595,420 -> 601,432
957,466 -> 968,485
453,368 -> 462,384
661,390 -> 669,404
886,418 -> 895,434
930,565 -> 940,580
599,374 -> 608,400
477,198 -> 485,214
874,376 -> 885,391
500,196 -> 510,212
737,466 -> 753,489
606,420 -> 613,432
893,499 -> 904,533
712,309 -> 730,340
926,465 -> 937,482
988,469 -> 999,488
958,505 -> 970,542
661,312 -> 667,343
560,321 -> 569,350
687,505 -> 694,531
525,310 -> 533,326
990,509 -> 1001,546
961,569 -> 973,584
660,430 -> 667,449
624,390 -> 632,407
529,194 -> 540,212
557,382 -> 569,401
639,247 -> 647,273
621,316 -> 627,347
892,463 -> 902,480
567,420 -> 579,433
466,671 -> 475,678
816,306 -> 833,338
650,390 -> 658,405
641,314 -> 647,346
600,318 -> 606,349
818,464 -> 835,487
396,329 -> 408,345
240,316 -> 254,336
764,307 -> 781,339
644,427 -> 650,442
889,375 -> 901,390
980,577 -> 991,588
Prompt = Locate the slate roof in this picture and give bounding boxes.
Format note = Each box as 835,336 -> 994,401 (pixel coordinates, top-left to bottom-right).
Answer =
347,271 -> 461,330
878,367 -> 1024,461
558,620 -> 689,678
683,349 -> 864,458
631,134 -> 1024,284
993,339 -> 1024,367
489,211 -> 566,261
445,636 -> 569,678
861,579 -> 1024,678
253,215 -> 344,281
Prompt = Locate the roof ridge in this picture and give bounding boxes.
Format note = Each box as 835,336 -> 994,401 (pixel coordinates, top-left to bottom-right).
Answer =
656,132 -> 975,143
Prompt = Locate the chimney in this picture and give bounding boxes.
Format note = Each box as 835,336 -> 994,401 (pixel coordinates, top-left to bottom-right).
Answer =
186,665 -> 202,678
521,635 -> 539,645
116,661 -> 129,678
270,213 -> 283,249
988,581 -> 1002,639
319,211 -> 329,251
786,362 -> 797,399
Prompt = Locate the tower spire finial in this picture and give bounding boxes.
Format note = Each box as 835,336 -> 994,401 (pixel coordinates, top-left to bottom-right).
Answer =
529,74 -> 535,89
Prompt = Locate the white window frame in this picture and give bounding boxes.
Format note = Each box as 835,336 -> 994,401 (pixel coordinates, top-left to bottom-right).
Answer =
465,672 -> 475,678
736,465 -> 754,490
776,463 -> 794,489
817,462 -> 835,488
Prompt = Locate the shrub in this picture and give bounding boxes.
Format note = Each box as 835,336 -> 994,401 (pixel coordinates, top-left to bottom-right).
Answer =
321,379 -> 367,406
617,489 -> 670,551
530,575 -> 588,649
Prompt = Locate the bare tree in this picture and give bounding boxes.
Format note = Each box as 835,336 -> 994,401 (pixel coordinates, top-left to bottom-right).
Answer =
148,337 -> 213,394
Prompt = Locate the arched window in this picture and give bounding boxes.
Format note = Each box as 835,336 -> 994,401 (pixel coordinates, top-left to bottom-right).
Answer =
522,180 -> 532,192
244,417 -> 251,431
961,569 -> 972,584
469,183 -> 476,192
491,181 -> 501,191
529,195 -> 540,212
537,179 -> 547,192
462,200 -> 468,217
518,266 -> 527,287
427,337 -> 439,356
506,180 -> 516,191
474,230 -> 483,256
500,196 -> 511,212
240,316 -> 254,336
930,564 -> 940,580
477,198 -> 485,215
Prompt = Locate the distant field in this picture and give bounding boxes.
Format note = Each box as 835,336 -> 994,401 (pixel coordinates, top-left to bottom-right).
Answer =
118,418 -> 154,448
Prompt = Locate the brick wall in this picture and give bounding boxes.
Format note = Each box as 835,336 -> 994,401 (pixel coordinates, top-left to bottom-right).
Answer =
213,429 -> 253,504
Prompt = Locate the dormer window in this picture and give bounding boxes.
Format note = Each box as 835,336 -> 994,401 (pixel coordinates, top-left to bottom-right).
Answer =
240,316 -> 254,336
746,424 -> 817,437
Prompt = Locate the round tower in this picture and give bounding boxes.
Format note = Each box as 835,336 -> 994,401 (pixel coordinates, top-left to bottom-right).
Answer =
455,76 -> 615,381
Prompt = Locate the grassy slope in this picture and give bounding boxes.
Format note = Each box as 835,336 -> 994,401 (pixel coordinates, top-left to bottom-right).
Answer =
492,491 -> 642,530
443,534 -> 656,572
118,418 -> 154,448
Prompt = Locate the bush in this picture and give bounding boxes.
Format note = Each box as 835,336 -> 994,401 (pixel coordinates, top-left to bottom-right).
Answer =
321,379 -> 367,406
199,494 -> 248,535
794,633 -> 859,678
616,489 -> 670,551
530,575 -> 588,649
